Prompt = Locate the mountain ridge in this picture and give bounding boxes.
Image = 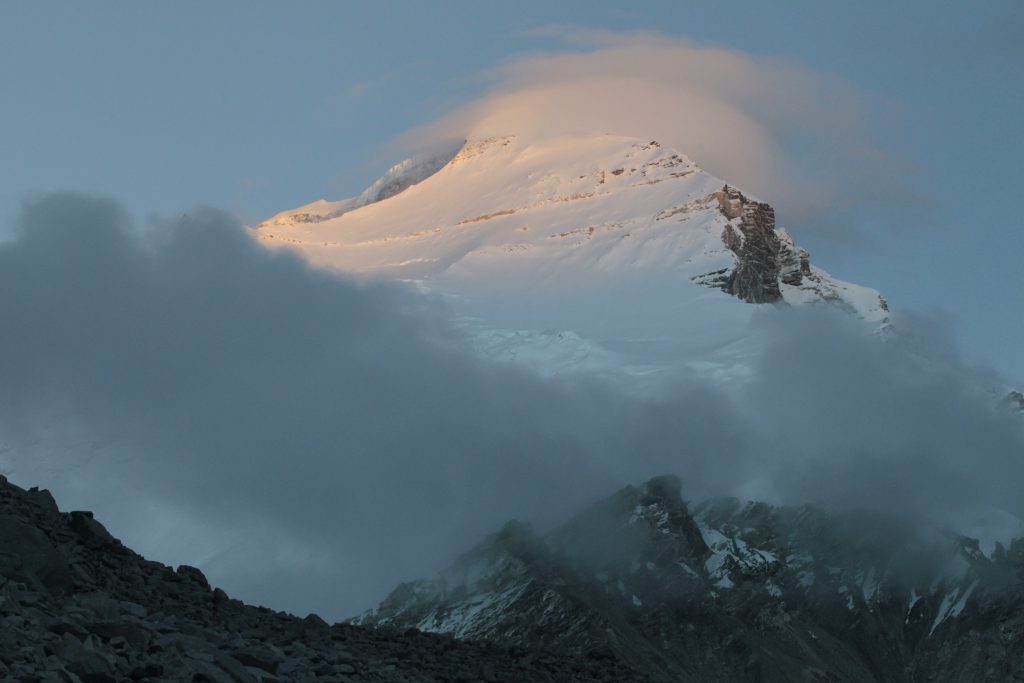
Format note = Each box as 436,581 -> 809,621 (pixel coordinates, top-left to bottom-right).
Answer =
354,475 -> 1024,682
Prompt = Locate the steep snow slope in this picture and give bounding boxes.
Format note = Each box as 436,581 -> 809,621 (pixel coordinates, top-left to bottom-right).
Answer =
257,134 -> 887,383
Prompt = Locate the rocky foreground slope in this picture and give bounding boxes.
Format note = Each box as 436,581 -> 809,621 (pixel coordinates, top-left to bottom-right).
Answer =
0,474 -> 642,682
356,476 -> 1024,682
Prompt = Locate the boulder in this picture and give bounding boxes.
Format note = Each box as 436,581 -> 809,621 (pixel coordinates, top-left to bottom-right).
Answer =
0,514 -> 72,594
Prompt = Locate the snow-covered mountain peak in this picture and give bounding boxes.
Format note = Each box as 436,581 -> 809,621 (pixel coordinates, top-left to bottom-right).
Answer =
259,133 -> 703,230
256,133 -> 888,384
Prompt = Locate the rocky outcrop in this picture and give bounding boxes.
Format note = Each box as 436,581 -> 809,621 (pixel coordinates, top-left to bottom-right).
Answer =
715,186 -> 785,303
696,185 -> 890,324
360,476 -> 1024,682
775,229 -> 812,287
0,474 -> 642,682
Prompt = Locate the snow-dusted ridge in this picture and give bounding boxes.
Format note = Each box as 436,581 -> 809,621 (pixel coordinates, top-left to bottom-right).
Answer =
260,141 -> 464,228
257,134 -> 888,384
353,476 -> 1024,682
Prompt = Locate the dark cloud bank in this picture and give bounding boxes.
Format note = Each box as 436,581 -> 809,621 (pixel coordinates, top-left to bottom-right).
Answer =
0,194 -> 1021,619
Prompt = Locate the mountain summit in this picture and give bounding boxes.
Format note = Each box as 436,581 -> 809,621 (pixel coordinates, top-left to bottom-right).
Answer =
257,134 -> 887,382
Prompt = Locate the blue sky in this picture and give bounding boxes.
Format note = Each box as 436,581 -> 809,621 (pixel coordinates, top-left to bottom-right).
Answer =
2,1 -> 1022,385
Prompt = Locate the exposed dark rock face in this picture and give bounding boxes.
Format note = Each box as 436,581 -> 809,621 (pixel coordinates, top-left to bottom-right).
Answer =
359,477 -> 1024,683
715,185 -> 785,303
696,185 -> 890,323
0,475 -> 643,682
776,229 -> 812,287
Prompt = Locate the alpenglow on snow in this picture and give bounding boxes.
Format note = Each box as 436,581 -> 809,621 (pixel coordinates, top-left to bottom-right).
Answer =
257,134 -> 888,385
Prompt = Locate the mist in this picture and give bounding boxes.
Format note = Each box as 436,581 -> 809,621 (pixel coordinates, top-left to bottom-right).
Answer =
0,194 -> 1021,620
400,30 -> 916,239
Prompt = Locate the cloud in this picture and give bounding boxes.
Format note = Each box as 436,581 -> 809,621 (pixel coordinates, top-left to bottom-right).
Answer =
0,195 -> 1020,621
399,29 -> 917,238
0,194 -> 695,617
739,310 -> 1024,527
